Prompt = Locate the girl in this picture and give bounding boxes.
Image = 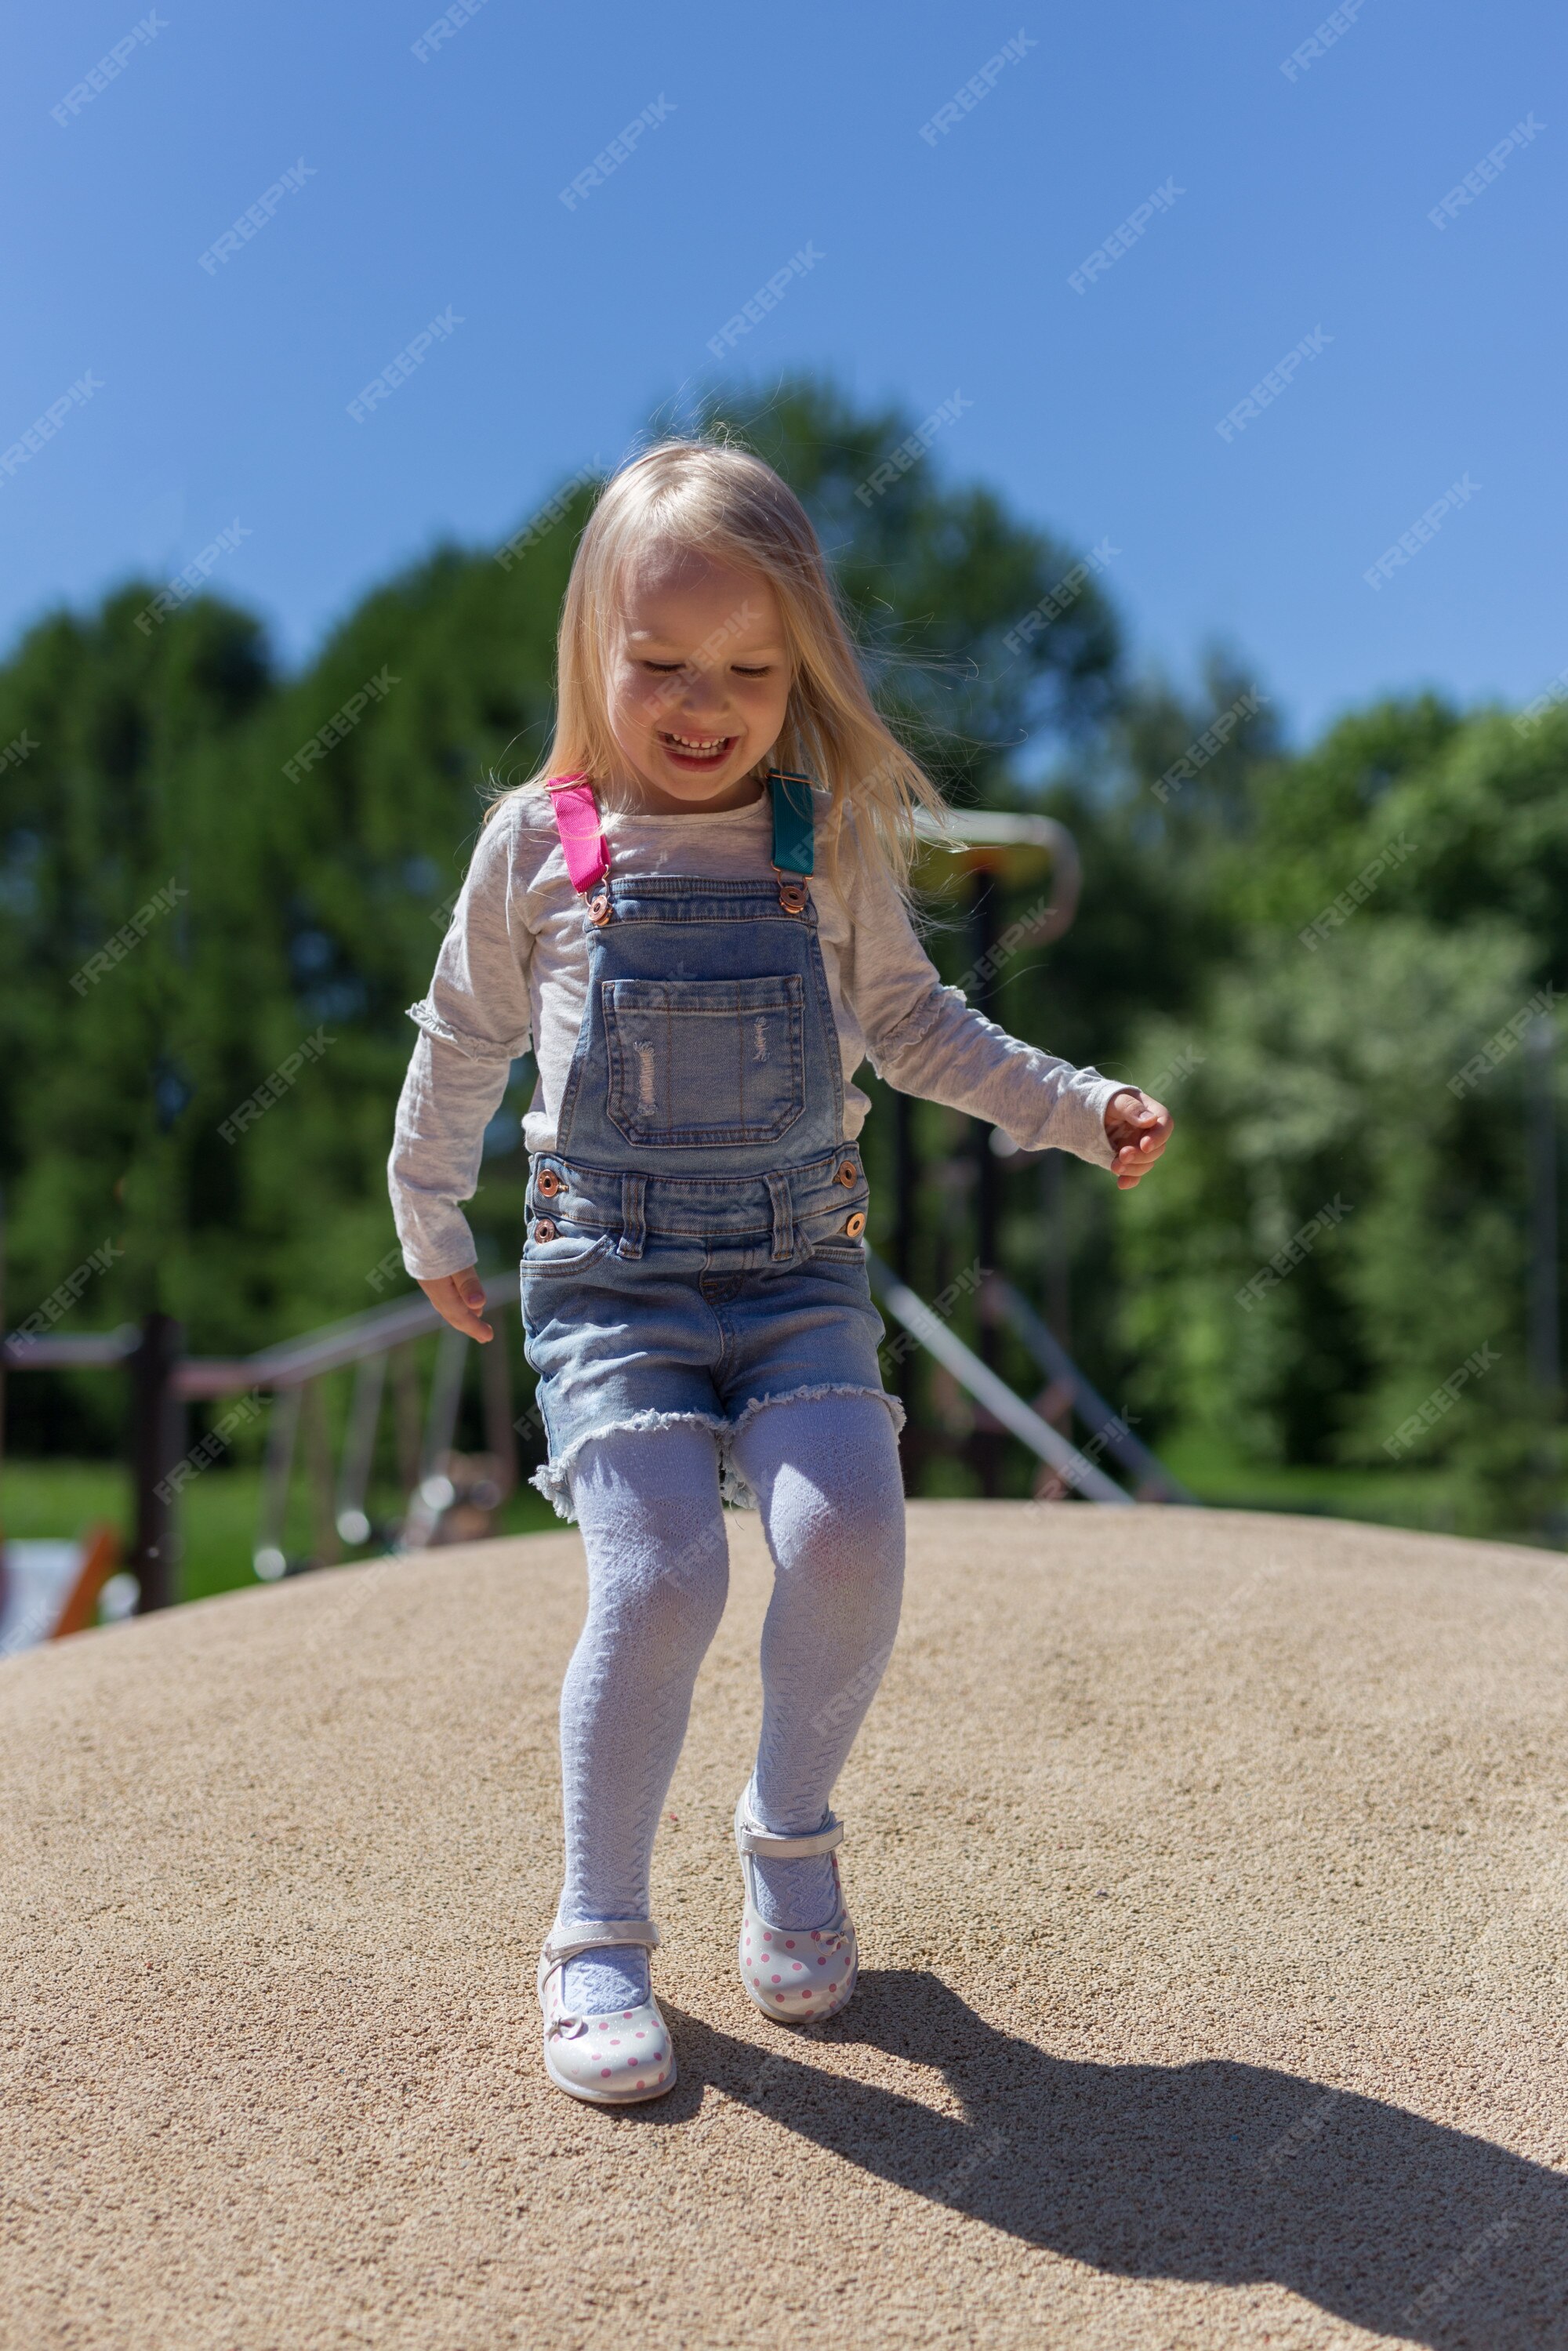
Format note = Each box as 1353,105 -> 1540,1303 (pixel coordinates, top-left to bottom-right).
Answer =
388,440 -> 1171,2105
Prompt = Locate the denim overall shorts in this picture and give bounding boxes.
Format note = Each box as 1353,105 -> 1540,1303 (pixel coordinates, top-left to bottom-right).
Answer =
521,771 -> 902,1518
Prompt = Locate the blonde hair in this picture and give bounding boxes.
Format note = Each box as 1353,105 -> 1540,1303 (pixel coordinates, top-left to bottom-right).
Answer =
491,438 -> 946,889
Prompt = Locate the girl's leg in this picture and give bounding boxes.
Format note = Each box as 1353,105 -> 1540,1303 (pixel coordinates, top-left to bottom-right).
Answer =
728,1393 -> 906,1928
557,1421 -> 730,2012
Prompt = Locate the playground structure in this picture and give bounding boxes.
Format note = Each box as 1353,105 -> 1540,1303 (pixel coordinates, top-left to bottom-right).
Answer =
0,1241 -> 1189,1634
0,808 -> 1188,1631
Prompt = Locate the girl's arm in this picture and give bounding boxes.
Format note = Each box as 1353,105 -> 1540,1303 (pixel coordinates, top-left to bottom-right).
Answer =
839,818 -> 1156,1174
387,806 -> 535,1322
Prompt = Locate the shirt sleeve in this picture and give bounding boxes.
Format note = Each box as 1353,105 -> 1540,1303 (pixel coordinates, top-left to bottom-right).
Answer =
387,1034 -> 515,1279
837,818 -> 1123,1170
405,803 -> 535,1063
389,804 -> 535,1277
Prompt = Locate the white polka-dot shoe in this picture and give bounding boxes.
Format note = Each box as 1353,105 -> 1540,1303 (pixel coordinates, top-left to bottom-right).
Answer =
536,1918 -> 677,2105
734,1790 -> 858,2026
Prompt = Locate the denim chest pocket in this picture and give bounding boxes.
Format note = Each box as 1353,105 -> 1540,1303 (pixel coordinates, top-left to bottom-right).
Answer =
603,974 -> 805,1146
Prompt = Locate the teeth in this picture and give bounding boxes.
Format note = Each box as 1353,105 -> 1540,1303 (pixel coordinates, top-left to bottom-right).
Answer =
665,731 -> 729,751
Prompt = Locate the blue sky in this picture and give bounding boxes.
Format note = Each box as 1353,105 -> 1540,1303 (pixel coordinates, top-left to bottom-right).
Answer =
4,0 -> 1563,745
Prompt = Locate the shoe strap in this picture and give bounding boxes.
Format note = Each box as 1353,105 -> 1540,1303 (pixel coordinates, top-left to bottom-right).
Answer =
735,1803 -> 844,1859
543,1916 -> 660,1967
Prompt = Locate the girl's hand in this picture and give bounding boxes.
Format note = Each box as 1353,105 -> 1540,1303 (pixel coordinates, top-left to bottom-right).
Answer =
418,1268 -> 494,1343
1105,1089 -> 1173,1189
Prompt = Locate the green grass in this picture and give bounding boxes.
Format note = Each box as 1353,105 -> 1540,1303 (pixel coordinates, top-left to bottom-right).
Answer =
0,1460 -> 565,1607
1158,1431 -> 1474,1536
0,1433 -> 1530,1617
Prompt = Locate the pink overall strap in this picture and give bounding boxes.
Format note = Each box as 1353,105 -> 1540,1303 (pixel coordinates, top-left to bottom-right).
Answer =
544,774 -> 609,897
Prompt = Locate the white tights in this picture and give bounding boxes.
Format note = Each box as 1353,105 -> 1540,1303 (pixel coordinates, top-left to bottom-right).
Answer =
556,1395 -> 905,2013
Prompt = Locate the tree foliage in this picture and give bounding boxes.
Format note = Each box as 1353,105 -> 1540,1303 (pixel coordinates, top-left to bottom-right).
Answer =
2,377 -> 1563,1533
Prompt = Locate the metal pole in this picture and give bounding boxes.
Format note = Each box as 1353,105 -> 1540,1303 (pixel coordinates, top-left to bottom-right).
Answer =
0,1184 -> 7,1529
968,873 -> 1005,1496
887,1090 -> 919,1476
131,1312 -> 184,1613
299,1378 -> 341,1566
1527,1014 -> 1559,1399
867,1257 -> 1132,1503
336,1351 -> 387,1544
481,1313 -> 517,1498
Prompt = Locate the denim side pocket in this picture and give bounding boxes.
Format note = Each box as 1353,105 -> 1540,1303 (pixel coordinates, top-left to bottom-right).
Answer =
520,1230 -> 616,1279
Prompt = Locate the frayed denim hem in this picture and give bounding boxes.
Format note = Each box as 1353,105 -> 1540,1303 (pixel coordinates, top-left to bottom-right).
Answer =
529,1383 -> 906,1524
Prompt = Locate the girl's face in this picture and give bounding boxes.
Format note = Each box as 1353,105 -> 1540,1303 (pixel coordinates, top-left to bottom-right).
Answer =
604,546 -> 793,811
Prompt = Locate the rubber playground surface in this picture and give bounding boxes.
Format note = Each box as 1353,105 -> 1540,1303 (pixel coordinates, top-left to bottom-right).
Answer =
2,1500 -> 1566,2349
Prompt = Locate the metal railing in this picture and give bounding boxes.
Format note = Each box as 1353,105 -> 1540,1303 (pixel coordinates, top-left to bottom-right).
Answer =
1,1273 -> 525,1609
4,1246 -> 1179,1614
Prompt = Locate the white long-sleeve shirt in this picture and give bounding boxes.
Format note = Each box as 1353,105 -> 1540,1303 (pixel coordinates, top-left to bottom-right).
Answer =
389,786 -> 1121,1279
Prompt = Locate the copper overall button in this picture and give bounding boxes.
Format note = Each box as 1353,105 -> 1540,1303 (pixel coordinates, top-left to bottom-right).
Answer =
844,1211 -> 866,1239
533,1219 -> 557,1243
536,1168 -> 563,1198
836,1161 -> 858,1187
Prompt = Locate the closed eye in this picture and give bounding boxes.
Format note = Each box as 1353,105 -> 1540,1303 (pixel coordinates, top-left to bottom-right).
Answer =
731,664 -> 772,677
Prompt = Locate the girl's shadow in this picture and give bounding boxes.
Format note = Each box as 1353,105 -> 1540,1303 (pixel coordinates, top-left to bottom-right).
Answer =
654,1970 -> 1565,2349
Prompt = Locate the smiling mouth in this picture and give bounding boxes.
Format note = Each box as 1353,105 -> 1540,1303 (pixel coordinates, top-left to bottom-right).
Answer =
658,729 -> 737,767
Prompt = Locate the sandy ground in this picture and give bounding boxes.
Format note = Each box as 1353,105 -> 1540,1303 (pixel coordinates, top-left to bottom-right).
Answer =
2,1500 -> 1567,2350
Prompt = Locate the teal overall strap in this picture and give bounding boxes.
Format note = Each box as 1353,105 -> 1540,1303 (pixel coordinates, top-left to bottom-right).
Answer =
768,769 -> 815,912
